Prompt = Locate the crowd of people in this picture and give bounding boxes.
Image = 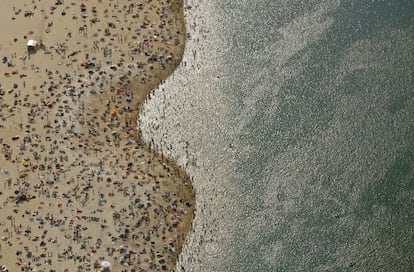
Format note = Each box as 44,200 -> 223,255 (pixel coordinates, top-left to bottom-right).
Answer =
0,0 -> 194,271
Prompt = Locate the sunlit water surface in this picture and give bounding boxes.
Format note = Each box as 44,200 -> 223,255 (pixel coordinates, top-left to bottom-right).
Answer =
140,0 -> 414,271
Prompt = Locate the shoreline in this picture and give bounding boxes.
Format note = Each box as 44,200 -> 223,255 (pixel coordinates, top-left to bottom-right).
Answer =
0,0 -> 195,271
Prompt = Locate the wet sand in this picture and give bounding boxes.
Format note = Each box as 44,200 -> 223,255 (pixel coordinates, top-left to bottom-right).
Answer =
0,0 -> 195,271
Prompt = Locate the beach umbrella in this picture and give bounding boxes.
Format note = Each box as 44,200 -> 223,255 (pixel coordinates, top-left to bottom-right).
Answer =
101,261 -> 111,268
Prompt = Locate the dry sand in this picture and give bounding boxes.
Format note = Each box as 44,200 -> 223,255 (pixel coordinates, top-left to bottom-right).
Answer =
0,0 -> 195,271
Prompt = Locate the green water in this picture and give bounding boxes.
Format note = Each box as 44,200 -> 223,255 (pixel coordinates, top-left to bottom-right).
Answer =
219,0 -> 414,271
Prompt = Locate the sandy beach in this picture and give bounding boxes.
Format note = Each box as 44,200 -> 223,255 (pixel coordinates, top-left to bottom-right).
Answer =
0,0 -> 195,271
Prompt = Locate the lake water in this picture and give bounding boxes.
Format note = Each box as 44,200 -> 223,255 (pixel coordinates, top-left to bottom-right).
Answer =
140,0 -> 414,271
